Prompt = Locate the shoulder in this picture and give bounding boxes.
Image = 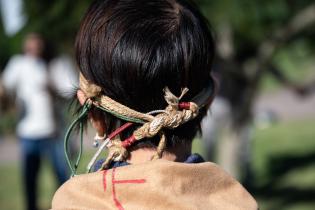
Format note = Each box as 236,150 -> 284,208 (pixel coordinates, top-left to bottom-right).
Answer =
151,160 -> 258,210
10,54 -> 24,61
123,160 -> 259,210
51,172 -> 106,210
7,55 -> 25,65
4,55 -> 34,72
51,161 -> 258,210
3,55 -> 23,70
201,162 -> 259,210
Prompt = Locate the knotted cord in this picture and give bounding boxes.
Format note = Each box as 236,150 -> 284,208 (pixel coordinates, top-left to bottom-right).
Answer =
64,74 -> 209,175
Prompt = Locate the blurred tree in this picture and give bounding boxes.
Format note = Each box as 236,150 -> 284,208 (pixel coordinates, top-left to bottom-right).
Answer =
0,0 -> 314,113
195,0 -> 315,125
1,0 -> 314,71
0,0 -> 90,69
24,0 -> 90,49
195,0 -> 315,184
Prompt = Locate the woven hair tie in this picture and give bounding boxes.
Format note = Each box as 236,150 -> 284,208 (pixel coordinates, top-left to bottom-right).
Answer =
64,73 -> 214,176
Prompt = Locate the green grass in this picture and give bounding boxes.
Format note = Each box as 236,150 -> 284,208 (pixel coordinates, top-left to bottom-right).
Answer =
252,119 -> 315,210
1,119 -> 315,210
252,120 -> 315,184
0,149 -> 98,210
0,162 -> 56,210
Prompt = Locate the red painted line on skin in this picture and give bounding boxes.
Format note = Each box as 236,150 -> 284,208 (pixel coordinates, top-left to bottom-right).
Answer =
103,170 -> 107,191
108,168 -> 147,210
112,168 -> 125,210
114,179 -> 146,184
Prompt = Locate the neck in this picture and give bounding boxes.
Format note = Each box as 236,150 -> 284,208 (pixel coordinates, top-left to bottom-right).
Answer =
127,142 -> 192,164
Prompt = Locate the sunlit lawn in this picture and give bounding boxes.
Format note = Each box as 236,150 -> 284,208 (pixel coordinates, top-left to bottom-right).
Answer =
1,119 -> 315,210
252,119 -> 315,210
0,163 -> 55,210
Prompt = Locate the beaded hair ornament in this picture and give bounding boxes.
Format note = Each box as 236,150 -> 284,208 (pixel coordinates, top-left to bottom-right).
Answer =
64,73 -> 215,177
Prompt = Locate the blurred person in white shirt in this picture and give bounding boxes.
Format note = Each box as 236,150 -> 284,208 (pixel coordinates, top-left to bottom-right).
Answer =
0,33 -> 72,210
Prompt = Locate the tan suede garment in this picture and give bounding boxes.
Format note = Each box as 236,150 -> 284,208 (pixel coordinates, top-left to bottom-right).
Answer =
51,160 -> 258,210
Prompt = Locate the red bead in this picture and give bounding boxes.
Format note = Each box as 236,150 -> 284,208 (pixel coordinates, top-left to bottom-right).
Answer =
178,102 -> 190,110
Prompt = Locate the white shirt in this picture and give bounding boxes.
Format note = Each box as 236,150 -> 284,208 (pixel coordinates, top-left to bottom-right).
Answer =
48,55 -> 78,98
2,55 -> 56,138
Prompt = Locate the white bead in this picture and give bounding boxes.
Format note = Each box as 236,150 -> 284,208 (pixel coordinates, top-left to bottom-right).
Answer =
93,140 -> 99,148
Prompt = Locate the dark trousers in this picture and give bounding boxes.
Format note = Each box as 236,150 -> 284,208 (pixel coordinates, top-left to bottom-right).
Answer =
21,137 -> 68,210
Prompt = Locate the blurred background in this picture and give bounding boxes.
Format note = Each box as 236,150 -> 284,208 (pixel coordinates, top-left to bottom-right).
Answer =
0,0 -> 315,210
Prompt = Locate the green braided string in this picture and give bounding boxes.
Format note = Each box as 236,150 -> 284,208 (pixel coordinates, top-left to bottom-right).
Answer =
95,105 -> 145,124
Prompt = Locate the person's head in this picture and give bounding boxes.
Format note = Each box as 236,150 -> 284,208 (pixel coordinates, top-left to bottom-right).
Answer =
23,33 -> 44,57
75,0 -> 215,162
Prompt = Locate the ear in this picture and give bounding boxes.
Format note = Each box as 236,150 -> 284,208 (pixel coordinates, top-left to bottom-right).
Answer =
77,89 -> 107,136
90,112 -> 107,137
77,90 -> 87,105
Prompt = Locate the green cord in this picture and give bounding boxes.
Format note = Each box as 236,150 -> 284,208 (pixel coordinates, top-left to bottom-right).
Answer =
64,99 -> 145,177
95,105 -> 145,124
64,102 -> 91,177
74,121 -> 84,171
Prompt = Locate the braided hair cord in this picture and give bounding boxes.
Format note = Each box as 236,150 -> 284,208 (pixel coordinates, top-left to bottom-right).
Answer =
96,89 -> 199,170
73,74 -> 201,171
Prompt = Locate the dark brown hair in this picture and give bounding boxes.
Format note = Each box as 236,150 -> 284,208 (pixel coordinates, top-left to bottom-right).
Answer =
75,0 -> 215,148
